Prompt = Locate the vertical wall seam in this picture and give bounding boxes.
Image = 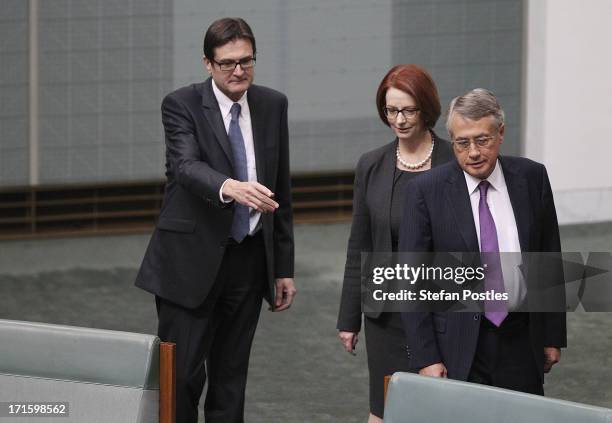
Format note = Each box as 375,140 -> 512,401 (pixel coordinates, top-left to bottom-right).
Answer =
28,0 -> 39,185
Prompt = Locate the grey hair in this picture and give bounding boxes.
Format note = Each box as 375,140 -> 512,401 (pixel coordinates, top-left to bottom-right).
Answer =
445,88 -> 505,136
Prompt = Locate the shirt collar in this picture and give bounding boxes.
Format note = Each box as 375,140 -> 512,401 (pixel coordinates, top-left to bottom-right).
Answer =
463,159 -> 506,195
211,79 -> 249,120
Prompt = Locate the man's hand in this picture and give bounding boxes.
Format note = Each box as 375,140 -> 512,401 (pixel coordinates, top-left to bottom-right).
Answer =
223,179 -> 279,212
273,278 -> 296,311
543,347 -> 561,373
338,331 -> 358,354
419,363 -> 447,378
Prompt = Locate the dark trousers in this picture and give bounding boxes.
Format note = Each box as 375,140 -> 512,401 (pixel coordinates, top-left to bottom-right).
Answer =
468,313 -> 543,395
156,233 -> 267,423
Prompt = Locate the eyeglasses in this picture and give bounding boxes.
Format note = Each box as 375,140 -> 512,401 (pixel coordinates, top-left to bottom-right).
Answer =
452,135 -> 496,152
383,107 -> 420,121
211,56 -> 256,72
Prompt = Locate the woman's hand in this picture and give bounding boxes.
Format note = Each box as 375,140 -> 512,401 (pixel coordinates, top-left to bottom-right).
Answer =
543,347 -> 561,372
338,331 -> 359,354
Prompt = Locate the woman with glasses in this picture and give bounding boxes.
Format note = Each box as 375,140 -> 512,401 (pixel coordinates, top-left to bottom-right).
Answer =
336,64 -> 453,422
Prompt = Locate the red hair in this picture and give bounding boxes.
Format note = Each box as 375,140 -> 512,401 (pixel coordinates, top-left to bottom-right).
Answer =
376,64 -> 441,129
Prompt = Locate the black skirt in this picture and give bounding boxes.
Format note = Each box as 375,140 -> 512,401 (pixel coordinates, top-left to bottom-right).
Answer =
364,312 -> 412,418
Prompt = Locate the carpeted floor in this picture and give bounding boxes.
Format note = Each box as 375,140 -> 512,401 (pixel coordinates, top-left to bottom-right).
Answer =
1,222 -> 611,422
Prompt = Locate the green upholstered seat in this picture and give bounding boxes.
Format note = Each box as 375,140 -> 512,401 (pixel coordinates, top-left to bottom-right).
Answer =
0,319 -> 160,423
384,372 -> 612,423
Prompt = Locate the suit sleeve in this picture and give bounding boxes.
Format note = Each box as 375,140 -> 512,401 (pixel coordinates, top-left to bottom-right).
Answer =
161,93 -> 228,207
337,156 -> 372,332
273,95 -> 295,278
399,179 -> 443,369
539,165 -> 567,348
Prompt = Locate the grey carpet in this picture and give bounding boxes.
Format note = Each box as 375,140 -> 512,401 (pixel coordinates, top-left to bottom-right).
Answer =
1,222 -> 612,421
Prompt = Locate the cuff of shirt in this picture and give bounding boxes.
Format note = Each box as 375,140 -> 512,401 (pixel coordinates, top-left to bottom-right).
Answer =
219,179 -> 234,203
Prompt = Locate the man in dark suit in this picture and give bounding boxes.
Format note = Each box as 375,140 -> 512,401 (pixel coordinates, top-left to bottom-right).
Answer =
399,88 -> 566,395
135,17 -> 295,423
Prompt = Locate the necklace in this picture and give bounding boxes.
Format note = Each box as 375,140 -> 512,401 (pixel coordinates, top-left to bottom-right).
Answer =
396,135 -> 435,170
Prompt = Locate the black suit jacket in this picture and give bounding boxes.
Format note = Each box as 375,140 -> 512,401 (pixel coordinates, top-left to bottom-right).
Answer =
336,134 -> 453,332
399,156 -> 566,381
135,78 -> 294,309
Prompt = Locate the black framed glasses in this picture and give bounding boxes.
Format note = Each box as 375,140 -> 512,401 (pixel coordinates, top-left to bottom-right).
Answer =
211,56 -> 256,72
452,135 -> 496,151
383,106 -> 420,120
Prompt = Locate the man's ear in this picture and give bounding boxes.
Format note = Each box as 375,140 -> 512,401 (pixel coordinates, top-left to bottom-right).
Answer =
498,123 -> 505,144
203,56 -> 212,75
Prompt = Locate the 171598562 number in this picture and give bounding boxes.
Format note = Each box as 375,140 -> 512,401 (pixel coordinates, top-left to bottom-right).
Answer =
0,402 -> 69,417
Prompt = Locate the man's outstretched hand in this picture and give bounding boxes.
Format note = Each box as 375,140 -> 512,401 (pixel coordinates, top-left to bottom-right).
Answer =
223,179 -> 278,212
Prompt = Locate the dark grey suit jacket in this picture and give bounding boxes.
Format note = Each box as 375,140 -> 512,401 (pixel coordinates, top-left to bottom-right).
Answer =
135,78 -> 294,309
336,134 -> 453,332
399,157 -> 566,381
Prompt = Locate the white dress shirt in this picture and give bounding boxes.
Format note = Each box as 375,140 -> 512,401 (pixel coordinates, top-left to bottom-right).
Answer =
212,80 -> 261,234
463,160 -> 526,310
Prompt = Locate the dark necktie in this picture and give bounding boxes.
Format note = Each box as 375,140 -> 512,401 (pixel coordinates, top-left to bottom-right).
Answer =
478,181 -> 508,326
228,103 -> 249,243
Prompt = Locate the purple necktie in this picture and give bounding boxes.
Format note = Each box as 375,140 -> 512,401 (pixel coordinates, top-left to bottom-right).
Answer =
478,181 -> 508,326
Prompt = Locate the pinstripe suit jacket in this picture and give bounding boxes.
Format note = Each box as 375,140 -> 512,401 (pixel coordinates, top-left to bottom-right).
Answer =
399,156 -> 567,381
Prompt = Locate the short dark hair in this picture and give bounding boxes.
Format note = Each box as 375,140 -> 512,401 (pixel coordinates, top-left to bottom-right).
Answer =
203,17 -> 256,60
376,64 -> 441,129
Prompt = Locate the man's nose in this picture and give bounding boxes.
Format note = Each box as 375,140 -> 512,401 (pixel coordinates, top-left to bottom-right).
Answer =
468,143 -> 480,159
233,64 -> 245,76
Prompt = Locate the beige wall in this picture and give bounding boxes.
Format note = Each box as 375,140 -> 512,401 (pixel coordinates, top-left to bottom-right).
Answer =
524,0 -> 612,223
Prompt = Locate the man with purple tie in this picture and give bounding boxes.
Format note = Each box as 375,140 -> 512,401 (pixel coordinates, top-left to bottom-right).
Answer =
399,89 -> 566,394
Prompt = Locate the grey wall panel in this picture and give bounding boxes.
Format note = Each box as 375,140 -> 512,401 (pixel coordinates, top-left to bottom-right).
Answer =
0,148 -> 29,186
290,118 -> 390,173
393,0 -> 523,156
0,0 -> 29,186
1,0 -> 525,187
172,0 -> 394,173
0,53 -> 27,85
0,118 -> 27,149
170,0 -> 522,173
37,0 -> 172,185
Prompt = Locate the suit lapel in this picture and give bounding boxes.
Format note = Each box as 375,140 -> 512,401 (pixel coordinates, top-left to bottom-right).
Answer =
380,142 -> 396,250
499,157 -> 532,252
200,79 -> 233,166
445,163 -> 480,251
247,87 -> 267,184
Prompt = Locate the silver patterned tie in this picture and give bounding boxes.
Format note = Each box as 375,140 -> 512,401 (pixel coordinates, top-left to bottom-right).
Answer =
228,103 -> 249,242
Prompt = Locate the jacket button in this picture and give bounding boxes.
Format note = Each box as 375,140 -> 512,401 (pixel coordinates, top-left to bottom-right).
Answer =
473,314 -> 480,321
